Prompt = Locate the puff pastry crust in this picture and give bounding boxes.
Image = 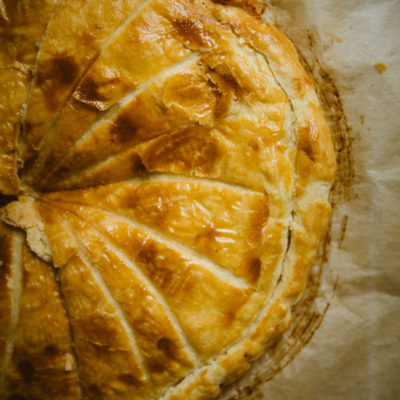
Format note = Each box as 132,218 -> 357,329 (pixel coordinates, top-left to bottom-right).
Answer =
0,0 -> 336,399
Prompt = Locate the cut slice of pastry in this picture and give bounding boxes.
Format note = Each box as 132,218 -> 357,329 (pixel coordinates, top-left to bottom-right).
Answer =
0,0 -> 336,399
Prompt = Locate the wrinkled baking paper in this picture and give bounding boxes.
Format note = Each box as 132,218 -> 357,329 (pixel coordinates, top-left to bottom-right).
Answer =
223,1 -> 400,399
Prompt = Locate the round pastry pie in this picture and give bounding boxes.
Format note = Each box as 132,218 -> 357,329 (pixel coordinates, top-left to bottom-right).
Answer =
0,0 -> 336,399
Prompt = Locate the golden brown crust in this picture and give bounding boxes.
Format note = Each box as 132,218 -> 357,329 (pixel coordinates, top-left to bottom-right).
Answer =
1,239 -> 81,400
0,221 -> 16,376
0,68 -> 27,194
0,0 -> 57,68
21,0 -> 144,164
0,0 -> 336,399
42,180 -> 270,285
0,0 -> 57,194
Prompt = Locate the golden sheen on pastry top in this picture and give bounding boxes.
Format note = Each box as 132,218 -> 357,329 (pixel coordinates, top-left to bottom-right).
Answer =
0,0 -> 336,399
0,0 -> 58,194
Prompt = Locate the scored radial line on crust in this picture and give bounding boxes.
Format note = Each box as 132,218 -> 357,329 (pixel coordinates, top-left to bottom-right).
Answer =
22,0 -> 156,181
94,209 -> 251,291
40,133 -> 203,190
30,53 -> 201,189
52,266 -> 84,400
42,202 -> 201,369
61,218 -> 153,384
0,230 -> 23,390
127,173 -> 260,194
44,196 -> 252,292
18,0 -> 62,154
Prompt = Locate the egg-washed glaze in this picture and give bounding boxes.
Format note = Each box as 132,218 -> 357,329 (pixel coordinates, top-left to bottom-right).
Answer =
0,0 -> 336,399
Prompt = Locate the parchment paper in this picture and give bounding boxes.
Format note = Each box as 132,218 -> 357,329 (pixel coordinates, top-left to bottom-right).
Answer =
225,1 -> 400,399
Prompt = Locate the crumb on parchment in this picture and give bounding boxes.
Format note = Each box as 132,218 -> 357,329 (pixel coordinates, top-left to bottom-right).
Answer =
375,63 -> 388,73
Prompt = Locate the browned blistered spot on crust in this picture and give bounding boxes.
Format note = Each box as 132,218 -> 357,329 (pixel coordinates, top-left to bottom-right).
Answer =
74,77 -> 107,110
246,257 -> 261,284
23,120 -> 34,136
35,55 -> 80,111
220,72 -> 247,98
197,226 -> 217,243
129,153 -> 147,175
18,360 -> 35,382
223,311 -> 237,328
248,195 -> 269,244
298,123 -> 317,162
81,314 -> 121,350
148,359 -> 166,373
110,114 -> 138,144
157,337 -> 179,362
87,383 -> 102,397
118,373 -> 141,387
172,18 -> 209,47
44,344 -> 59,356
207,71 -> 235,117
36,55 -> 79,87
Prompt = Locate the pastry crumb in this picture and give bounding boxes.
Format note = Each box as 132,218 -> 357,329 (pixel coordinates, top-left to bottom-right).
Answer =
375,63 -> 388,73
332,35 -> 342,42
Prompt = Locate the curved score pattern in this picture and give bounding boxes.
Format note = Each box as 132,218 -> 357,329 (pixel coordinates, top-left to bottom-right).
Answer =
0,0 -> 336,399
